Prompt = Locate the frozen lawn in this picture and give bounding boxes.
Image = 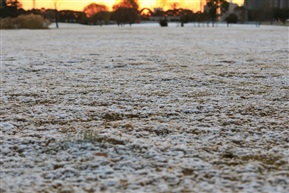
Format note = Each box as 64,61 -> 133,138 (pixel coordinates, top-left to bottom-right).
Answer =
1,23 -> 289,193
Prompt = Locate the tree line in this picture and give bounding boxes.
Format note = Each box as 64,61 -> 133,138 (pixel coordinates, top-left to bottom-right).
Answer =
1,0 -> 288,27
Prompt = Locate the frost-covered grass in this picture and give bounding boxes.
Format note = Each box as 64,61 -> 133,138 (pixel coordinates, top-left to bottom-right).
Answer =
1,23 -> 288,193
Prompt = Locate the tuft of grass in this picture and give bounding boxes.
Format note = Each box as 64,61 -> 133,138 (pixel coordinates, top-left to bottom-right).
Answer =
221,150 -> 237,159
96,137 -> 125,145
102,112 -> 123,122
63,128 -> 125,145
0,14 -> 50,29
63,128 -> 99,143
240,154 -> 287,167
82,129 -> 99,142
182,168 -> 194,176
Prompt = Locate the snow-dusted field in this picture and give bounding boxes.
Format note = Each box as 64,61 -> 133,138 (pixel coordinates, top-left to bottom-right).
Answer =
1,23 -> 288,193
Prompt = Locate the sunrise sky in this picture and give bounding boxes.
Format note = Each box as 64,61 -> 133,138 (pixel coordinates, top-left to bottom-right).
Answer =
20,0 -> 244,12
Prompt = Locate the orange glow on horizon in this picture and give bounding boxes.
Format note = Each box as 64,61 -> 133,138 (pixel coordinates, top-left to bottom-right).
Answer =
20,0 -> 244,12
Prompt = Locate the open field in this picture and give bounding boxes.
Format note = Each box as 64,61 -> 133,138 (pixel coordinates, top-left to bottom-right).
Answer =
1,23 -> 289,193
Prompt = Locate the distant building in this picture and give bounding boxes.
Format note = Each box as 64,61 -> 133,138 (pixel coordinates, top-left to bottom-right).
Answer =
204,0 -> 240,22
221,1 -> 239,21
244,0 -> 289,10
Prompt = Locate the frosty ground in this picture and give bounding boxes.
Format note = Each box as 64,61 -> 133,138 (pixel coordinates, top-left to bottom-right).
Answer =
1,23 -> 288,193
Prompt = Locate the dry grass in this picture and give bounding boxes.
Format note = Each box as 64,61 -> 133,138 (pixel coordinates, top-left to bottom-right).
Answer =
0,14 -> 50,29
